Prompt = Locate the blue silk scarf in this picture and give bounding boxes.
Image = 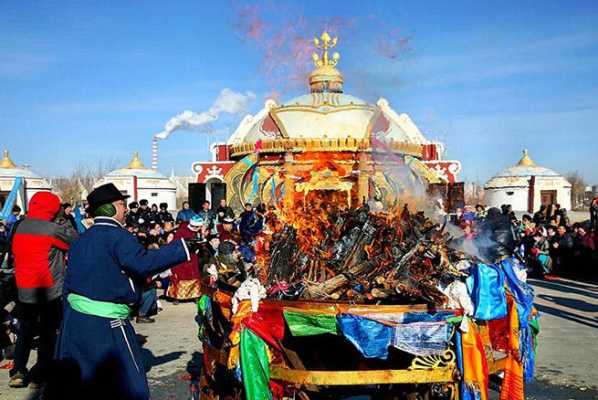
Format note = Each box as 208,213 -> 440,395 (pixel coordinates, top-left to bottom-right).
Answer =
392,321 -> 450,356
337,314 -> 393,359
467,263 -> 507,321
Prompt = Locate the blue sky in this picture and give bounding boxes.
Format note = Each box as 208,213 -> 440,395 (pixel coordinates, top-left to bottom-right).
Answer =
1,1 -> 597,184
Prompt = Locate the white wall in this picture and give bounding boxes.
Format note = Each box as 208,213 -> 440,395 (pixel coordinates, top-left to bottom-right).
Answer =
0,177 -> 52,211
96,177 -> 135,199
486,178 -> 572,213
484,187 -> 529,211
137,188 -> 177,211
532,177 -> 571,211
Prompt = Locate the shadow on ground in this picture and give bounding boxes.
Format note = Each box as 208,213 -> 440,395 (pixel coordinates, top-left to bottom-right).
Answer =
531,278 -> 598,298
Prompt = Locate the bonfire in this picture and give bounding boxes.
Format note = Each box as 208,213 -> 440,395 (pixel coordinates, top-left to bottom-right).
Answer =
256,200 -> 471,306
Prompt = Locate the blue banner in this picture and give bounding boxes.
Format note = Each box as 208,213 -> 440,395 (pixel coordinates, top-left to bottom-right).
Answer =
1,177 -> 23,220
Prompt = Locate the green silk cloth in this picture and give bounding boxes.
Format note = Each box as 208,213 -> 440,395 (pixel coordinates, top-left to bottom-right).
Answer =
283,310 -> 338,336
67,293 -> 131,319
240,328 -> 272,400
197,295 -> 210,314
529,317 -> 540,351
196,295 -> 211,339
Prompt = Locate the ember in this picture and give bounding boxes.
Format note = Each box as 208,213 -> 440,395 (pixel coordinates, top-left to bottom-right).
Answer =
260,202 -> 471,306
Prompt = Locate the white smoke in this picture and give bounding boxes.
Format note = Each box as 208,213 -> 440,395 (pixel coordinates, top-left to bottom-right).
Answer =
155,88 -> 256,140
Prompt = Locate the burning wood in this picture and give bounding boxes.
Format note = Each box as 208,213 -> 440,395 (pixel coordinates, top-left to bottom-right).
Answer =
259,204 -> 471,306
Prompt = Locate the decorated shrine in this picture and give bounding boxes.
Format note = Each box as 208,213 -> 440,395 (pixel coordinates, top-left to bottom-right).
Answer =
191,32 -> 462,211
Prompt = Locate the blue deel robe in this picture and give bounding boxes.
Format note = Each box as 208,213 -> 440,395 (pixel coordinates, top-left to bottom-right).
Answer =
52,217 -> 189,400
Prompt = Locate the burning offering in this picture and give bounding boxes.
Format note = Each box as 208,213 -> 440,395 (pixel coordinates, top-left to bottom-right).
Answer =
264,205 -> 464,306
195,31 -> 539,400
198,201 -> 538,400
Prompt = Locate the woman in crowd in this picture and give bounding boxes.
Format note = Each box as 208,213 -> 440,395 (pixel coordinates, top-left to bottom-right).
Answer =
166,216 -> 203,303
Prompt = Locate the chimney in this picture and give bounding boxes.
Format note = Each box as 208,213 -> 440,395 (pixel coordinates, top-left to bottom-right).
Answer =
152,136 -> 158,170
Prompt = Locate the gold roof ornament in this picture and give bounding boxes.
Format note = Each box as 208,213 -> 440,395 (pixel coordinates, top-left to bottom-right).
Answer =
309,31 -> 344,93
517,149 -> 536,167
0,149 -> 17,169
126,152 -> 146,169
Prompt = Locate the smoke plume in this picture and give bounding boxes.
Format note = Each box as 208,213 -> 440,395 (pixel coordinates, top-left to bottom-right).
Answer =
232,3 -> 412,97
233,2 -> 358,94
370,132 -> 427,210
155,88 -> 256,139
375,28 -> 412,60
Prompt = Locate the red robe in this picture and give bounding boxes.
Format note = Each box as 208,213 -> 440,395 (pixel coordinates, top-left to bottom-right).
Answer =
166,223 -> 201,300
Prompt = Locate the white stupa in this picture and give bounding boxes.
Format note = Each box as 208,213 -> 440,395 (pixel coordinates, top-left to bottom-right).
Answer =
485,149 -> 571,212
94,152 -> 177,210
0,149 -> 52,211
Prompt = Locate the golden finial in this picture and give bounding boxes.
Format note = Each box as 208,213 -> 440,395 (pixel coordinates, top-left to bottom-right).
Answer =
309,31 -> 343,93
312,31 -> 340,68
0,149 -> 17,169
127,152 -> 146,169
517,149 -> 535,167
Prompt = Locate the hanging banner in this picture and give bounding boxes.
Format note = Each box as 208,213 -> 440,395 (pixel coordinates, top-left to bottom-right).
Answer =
1,177 -> 23,220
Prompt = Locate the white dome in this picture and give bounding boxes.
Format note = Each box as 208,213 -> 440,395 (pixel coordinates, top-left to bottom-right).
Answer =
485,150 -> 570,189
0,150 -> 52,190
0,150 -> 45,180
229,93 -> 430,146
0,166 -> 43,179
95,152 -> 177,199
95,153 -> 177,210
106,167 -> 170,180
100,153 -> 175,188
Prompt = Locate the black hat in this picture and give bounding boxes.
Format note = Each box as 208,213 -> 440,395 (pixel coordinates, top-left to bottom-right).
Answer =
139,199 -> 149,206
159,202 -> 168,210
87,183 -> 129,212
129,201 -> 139,209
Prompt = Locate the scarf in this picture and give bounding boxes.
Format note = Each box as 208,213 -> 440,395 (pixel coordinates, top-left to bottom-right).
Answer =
499,294 -> 525,400
461,319 -> 489,400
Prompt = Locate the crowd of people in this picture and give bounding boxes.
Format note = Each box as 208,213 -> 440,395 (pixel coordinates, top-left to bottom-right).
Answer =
118,198 -> 267,320
451,202 -> 597,280
0,188 -> 270,393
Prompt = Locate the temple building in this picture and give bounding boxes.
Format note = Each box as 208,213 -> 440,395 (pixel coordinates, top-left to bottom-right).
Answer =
484,150 -> 571,212
190,32 -> 462,212
94,152 -> 177,210
0,149 -> 52,211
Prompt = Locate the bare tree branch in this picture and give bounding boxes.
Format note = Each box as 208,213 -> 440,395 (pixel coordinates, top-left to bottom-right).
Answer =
565,171 -> 587,211
52,157 -> 122,203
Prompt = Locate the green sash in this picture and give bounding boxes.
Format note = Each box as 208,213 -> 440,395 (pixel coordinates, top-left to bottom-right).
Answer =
67,293 -> 131,319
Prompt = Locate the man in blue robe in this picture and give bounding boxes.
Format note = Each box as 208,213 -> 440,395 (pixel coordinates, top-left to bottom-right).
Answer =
47,183 -> 192,400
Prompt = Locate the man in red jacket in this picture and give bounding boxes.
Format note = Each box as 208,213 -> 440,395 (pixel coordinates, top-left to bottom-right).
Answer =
9,192 -> 77,388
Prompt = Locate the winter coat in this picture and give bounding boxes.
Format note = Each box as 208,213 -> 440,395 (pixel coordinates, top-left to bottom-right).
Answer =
196,209 -> 216,226
12,192 -> 77,304
158,210 -> 174,223
175,208 -> 195,223
557,210 -> 570,227
54,216 -> 189,399
475,208 -> 516,262
532,210 -> 546,226
239,210 -> 263,243
125,210 -> 141,227
216,205 -> 235,220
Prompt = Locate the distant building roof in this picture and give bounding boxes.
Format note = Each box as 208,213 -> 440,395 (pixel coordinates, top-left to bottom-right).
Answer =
485,149 -> 570,189
105,152 -> 173,180
0,149 -> 48,181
